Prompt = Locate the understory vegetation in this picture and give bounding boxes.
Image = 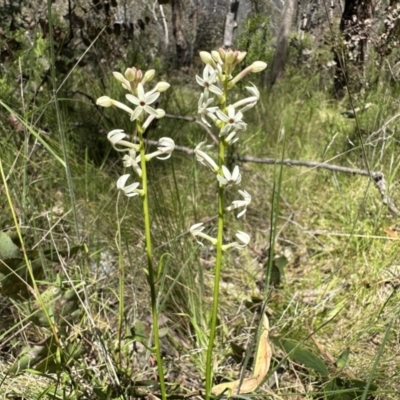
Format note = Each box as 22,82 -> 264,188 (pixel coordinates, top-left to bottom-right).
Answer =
1,4 -> 400,400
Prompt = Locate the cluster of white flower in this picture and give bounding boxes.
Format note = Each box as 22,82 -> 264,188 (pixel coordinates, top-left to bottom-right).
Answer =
96,67 -> 174,197
190,49 -> 266,250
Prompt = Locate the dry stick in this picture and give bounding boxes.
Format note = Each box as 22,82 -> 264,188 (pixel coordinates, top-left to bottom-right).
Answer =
159,5 -> 169,47
154,114 -> 400,218
236,155 -> 400,217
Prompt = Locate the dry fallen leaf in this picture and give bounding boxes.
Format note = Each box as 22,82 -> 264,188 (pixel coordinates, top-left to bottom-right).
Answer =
382,227 -> 398,239
211,314 -> 272,396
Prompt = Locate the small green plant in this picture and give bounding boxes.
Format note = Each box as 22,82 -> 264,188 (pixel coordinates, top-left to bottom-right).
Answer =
236,14 -> 274,67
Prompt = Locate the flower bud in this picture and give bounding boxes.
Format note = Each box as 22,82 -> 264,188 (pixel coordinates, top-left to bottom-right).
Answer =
236,51 -> 247,63
155,109 -> 166,118
225,49 -> 235,64
96,96 -> 113,107
113,71 -> 132,91
124,67 -> 138,81
136,69 -> 143,81
143,69 -> 155,83
212,50 -> 223,64
200,51 -> 215,66
156,82 -> 170,92
200,51 -> 212,62
113,71 -> 126,82
250,61 -> 267,73
217,48 -> 226,61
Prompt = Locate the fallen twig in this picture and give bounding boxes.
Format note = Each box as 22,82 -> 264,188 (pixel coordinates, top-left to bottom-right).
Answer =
140,136 -> 400,218
236,155 -> 400,218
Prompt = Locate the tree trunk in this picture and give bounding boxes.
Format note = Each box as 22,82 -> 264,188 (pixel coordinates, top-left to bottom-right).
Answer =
171,0 -> 189,66
270,0 -> 296,85
223,0 -> 240,48
333,0 -> 374,98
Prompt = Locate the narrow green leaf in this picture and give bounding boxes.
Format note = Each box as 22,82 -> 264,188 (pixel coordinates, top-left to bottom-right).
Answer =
273,337 -> 329,376
336,348 -> 350,369
0,101 -> 66,168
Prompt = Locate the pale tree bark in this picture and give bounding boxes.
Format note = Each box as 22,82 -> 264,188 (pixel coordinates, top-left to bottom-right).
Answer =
270,0 -> 296,85
223,0 -> 239,48
171,0 -> 188,66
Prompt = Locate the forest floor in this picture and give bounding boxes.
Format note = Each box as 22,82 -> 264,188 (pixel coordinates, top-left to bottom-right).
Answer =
1,66 -> 400,399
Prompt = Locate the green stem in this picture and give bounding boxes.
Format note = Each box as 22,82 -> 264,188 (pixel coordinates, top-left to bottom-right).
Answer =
138,122 -> 167,400
205,82 -> 228,400
116,196 -> 124,368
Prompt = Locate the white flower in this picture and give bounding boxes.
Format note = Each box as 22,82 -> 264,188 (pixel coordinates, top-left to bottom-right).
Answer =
226,190 -> 251,218
198,94 -> 218,127
190,223 -> 217,247
145,137 -> 175,161
126,83 -> 160,121
122,149 -> 142,177
196,65 -> 223,96
216,105 -> 247,135
116,174 -> 143,197
231,84 -> 260,113
194,142 -> 219,172
222,231 -> 250,251
217,165 -> 241,187
107,129 -> 140,152
142,109 -> 166,130
224,130 -> 240,145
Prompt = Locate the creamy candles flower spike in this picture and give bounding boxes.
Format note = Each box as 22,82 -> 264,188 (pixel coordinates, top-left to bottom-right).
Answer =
192,49 -> 266,248
96,74 -> 170,123
98,67 -> 172,399
193,51 -> 266,400
97,67 -> 174,195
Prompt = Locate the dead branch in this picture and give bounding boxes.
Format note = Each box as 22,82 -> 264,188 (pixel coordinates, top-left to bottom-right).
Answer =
236,155 -> 400,217
139,131 -> 400,217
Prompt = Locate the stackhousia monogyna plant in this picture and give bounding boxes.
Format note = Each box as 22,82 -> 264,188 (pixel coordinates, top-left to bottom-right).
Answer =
96,51 -> 266,399
190,49 -> 266,400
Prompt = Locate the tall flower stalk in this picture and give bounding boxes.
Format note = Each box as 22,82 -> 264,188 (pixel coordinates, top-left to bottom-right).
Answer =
191,49 -> 266,400
97,67 -> 173,400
